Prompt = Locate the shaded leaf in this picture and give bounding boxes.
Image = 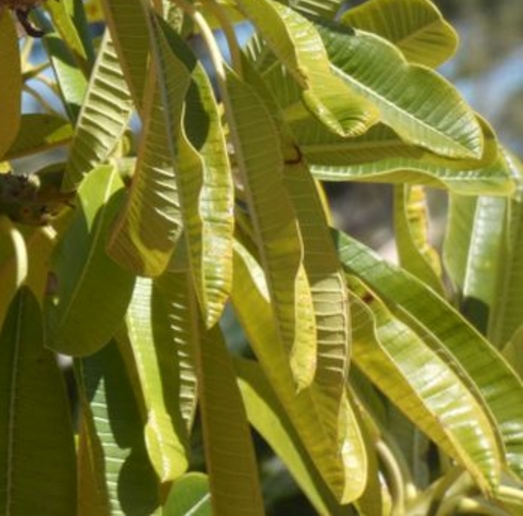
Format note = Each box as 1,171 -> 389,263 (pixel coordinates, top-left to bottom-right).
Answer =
164,473 -> 211,516
0,288 -> 76,516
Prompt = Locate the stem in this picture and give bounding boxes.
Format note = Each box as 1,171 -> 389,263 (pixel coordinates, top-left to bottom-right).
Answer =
376,439 -> 406,516
436,496 -> 511,516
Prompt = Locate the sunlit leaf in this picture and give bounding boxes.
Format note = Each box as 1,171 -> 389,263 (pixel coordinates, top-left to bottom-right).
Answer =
0,288 -> 76,516
64,30 -> 134,189
47,165 -> 135,356
342,0 -> 458,68
315,21 -> 482,159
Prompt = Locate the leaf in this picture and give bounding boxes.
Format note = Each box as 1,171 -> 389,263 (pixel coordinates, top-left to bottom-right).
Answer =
341,0 -> 458,68
46,165 -> 135,356
0,12 -> 21,159
0,288 -> 76,516
348,278 -> 502,492
107,70 -> 183,277
231,242 -> 367,503
305,119 -> 513,196
285,0 -> 345,19
123,277 -> 190,483
100,0 -> 150,111
334,229 -> 523,479
237,0 -> 378,137
394,185 -> 444,295
235,357 -> 349,516
315,21 -> 483,159
64,30 -> 134,189
170,270 -> 264,515
224,67 -> 316,389
76,341 -> 160,515
164,473 -> 212,516
0,216 -> 27,329
148,15 -> 234,327
3,114 -> 73,160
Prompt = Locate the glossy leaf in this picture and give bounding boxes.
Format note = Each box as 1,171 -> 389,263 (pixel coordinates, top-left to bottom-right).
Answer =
235,357 -> 348,516
149,15 -> 234,327
306,120 -> 513,196
225,67 -> 317,388
348,278 -> 501,492
64,30 -> 134,189
237,0 -> 378,137
342,0 -> 458,68
3,114 -> 73,160
334,230 -> 523,479
315,21 -> 483,159
77,342 -> 160,515
107,71 -> 183,277
0,12 -> 21,159
47,165 -> 135,356
123,277 -> 190,483
231,242 -> 367,503
164,473 -> 211,516
0,288 -> 76,516
285,0 -> 345,19
394,185 -> 444,295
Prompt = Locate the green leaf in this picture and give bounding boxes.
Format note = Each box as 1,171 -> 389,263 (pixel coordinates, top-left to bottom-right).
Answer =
315,21 -> 482,159
348,278 -> 502,492
3,114 -> 73,161
225,67 -> 316,389
334,230 -> 523,479
0,288 -> 76,516
0,12 -> 21,159
164,473 -> 211,516
284,0 -> 345,19
237,0 -> 378,137
123,277 -> 190,483
170,270 -> 264,515
394,185 -> 444,295
148,15 -> 234,327
100,0 -> 150,111
231,242 -> 367,503
64,30 -> 134,189
235,357 -> 349,516
341,0 -> 458,68
76,341 -> 160,515
47,164 -> 135,356
306,120 -> 513,196
107,73 -> 183,277
0,216 -> 27,329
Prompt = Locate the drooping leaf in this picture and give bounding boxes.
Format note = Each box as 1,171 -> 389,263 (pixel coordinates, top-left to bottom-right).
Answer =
231,242 -> 367,503
394,184 -> 444,295
305,119 -> 513,196
100,0 -> 150,111
0,288 -> 76,516
348,278 -> 502,492
237,0 -> 378,137
107,70 -> 183,277
341,0 -> 458,68
224,67 -> 316,389
0,12 -> 21,159
47,165 -> 135,356
123,277 -> 190,483
334,229 -> 523,479
3,114 -> 73,160
164,473 -> 211,516
76,341 -> 160,515
64,30 -> 134,190
148,14 -> 234,327
315,21 -> 482,159
235,357 -> 349,516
